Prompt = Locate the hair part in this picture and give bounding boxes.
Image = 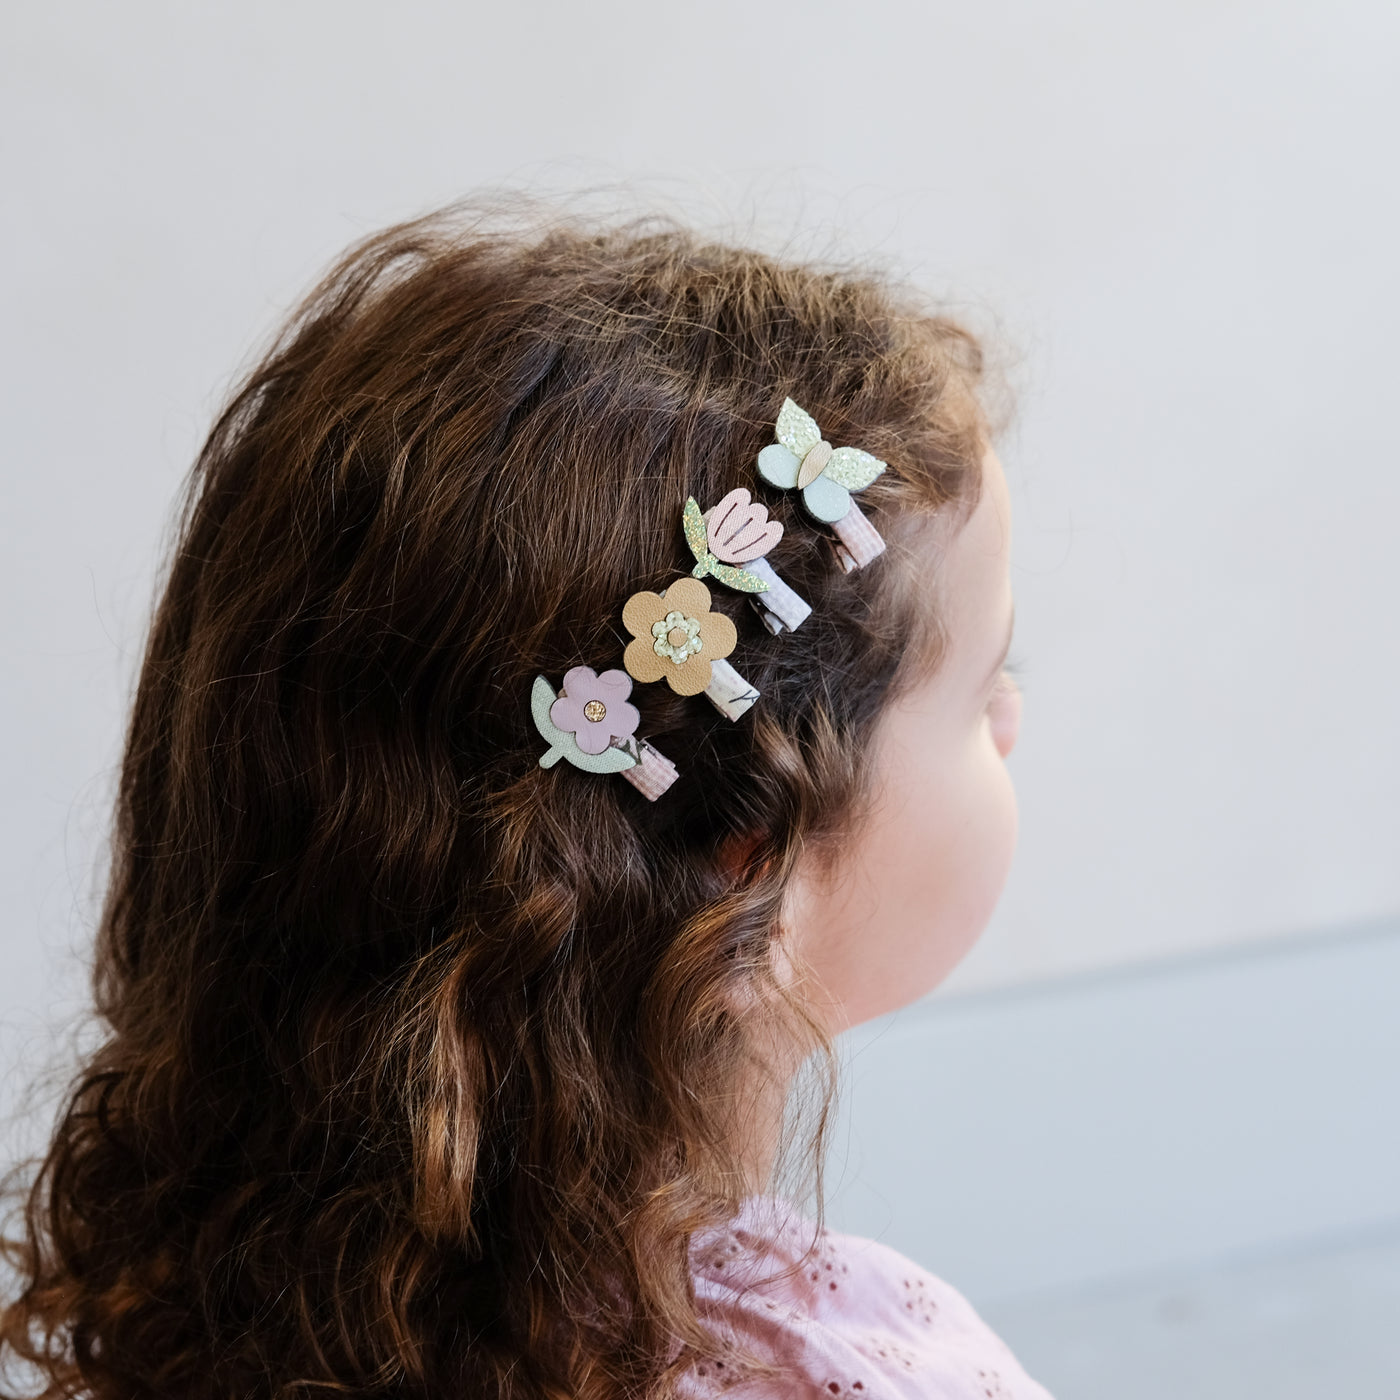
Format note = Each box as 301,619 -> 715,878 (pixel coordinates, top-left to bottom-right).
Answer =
2,202 -> 989,1400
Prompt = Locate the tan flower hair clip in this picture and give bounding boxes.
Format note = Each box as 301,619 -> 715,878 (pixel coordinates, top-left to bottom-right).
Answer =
621,577 -> 758,721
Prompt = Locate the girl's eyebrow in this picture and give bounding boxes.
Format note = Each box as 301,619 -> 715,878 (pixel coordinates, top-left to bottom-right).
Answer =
981,603 -> 1016,689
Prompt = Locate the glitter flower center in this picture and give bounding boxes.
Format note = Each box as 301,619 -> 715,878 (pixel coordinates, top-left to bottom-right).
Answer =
652,610 -> 702,666
582,699 -> 607,723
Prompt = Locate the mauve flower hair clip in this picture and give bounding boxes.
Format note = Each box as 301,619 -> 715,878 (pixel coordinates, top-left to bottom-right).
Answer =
682,488 -> 811,635
756,398 -> 888,571
532,666 -> 678,801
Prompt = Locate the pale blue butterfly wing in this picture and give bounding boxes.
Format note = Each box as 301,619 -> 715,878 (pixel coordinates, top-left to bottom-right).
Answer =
800,472 -> 852,523
757,443 -> 801,489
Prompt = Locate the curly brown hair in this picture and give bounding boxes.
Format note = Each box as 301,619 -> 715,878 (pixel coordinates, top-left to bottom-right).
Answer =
1,204 -> 990,1400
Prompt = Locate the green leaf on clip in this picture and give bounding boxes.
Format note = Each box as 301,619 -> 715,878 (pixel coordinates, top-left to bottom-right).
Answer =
584,743 -> 641,774
710,561 -> 769,594
682,497 -> 710,566
532,676 -> 570,767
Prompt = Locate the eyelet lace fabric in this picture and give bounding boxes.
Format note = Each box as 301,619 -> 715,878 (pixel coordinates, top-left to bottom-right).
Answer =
679,1195 -> 1054,1400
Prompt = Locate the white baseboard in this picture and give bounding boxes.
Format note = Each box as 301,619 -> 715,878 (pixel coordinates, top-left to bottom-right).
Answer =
823,916 -> 1400,1302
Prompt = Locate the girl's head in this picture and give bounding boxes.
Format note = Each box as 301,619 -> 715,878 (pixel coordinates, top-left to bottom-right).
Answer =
3,207 -> 1017,1400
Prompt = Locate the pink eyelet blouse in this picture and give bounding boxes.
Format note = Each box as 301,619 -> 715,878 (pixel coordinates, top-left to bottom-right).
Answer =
680,1195 -> 1054,1399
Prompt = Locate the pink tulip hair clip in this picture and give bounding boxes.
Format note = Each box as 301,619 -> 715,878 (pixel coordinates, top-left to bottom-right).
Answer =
532,667 -> 678,801
756,398 -> 887,571
682,488 -> 811,635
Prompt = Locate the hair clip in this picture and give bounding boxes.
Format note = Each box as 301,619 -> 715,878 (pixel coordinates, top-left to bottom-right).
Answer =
532,667 -> 678,800
621,577 -> 759,721
683,489 -> 812,635
756,398 -> 887,571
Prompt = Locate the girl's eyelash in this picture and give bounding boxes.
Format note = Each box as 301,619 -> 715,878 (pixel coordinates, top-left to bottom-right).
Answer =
995,653 -> 1026,693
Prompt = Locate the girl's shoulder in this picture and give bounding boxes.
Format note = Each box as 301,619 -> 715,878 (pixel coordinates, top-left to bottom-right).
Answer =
682,1195 -> 1053,1400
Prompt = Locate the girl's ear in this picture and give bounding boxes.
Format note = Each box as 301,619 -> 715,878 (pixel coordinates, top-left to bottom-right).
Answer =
718,831 -> 772,885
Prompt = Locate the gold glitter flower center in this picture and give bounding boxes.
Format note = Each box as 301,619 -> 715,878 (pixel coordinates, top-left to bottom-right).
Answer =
582,699 -> 607,723
651,610 -> 703,666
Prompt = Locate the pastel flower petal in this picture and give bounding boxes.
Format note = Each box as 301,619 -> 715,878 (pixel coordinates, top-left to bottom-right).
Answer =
605,696 -> 641,739
622,590 -> 667,641
549,692 -> 586,733
697,608 -> 737,662
665,655 -> 713,697
594,668 -> 635,707
561,664 -> 602,696
572,715 -> 616,755
624,637 -> 669,685
659,576 -> 712,618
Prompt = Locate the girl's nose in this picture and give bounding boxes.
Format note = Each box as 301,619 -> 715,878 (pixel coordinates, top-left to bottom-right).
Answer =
989,677 -> 1022,759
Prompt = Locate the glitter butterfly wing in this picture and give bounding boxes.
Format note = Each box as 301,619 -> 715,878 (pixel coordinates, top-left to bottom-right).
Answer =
775,398 -> 823,458
802,444 -> 887,522
756,397 -> 822,491
824,447 -> 887,493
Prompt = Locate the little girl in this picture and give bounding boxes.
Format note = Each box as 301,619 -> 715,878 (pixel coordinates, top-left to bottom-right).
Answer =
2,206 -> 1043,1399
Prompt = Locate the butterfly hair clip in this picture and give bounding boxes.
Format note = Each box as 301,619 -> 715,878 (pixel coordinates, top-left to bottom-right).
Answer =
681,488 -> 811,634
756,398 -> 888,571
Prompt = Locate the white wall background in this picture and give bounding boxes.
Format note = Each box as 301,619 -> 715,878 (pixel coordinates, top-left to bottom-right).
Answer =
4,3 -> 1399,1385
4,1 -> 1397,1013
